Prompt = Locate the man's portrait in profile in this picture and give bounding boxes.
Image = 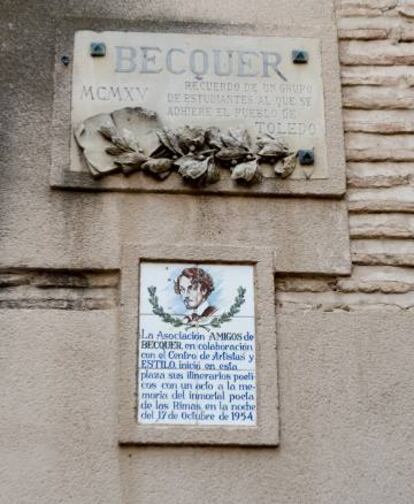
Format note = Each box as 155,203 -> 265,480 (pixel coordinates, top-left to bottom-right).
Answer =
174,267 -> 217,322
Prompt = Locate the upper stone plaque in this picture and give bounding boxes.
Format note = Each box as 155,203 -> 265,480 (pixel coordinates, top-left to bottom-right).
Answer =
52,27 -> 346,195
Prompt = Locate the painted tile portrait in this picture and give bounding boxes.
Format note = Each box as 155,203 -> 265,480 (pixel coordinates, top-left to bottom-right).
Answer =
140,262 -> 254,327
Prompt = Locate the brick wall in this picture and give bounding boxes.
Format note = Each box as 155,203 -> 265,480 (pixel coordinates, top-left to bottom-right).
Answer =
277,0 -> 414,313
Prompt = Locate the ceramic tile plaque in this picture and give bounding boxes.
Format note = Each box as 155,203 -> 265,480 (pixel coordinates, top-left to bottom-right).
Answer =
119,244 -> 278,445
51,23 -> 346,195
138,262 -> 256,426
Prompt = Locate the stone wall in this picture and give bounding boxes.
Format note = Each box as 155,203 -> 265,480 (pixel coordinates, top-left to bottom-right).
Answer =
1,2 -> 414,504
277,0 -> 414,313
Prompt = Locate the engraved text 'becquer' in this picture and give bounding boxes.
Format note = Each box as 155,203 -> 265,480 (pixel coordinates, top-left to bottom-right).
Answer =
114,46 -> 287,81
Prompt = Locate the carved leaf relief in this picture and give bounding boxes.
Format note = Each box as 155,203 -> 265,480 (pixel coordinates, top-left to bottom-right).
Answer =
74,106 -> 309,186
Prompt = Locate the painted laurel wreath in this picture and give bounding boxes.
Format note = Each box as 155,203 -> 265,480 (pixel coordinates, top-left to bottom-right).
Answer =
147,285 -> 246,329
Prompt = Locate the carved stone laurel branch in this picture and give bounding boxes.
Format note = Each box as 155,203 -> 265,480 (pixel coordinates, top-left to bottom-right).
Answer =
74,106 -> 306,185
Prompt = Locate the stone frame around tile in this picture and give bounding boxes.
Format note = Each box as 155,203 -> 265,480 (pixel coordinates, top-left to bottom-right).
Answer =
118,243 -> 279,446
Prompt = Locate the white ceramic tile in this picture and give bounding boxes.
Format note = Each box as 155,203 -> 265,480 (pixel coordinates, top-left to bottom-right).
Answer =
138,315 -> 201,371
137,375 -> 172,424
138,366 -> 257,427
196,316 -> 256,372
193,376 -> 230,426
140,262 -> 255,318
138,372 -> 201,425
140,262 -> 197,315
190,369 -> 256,426
205,406 -> 256,427
193,264 -> 255,319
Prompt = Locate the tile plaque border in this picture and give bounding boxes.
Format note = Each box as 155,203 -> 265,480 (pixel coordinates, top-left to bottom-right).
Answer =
119,244 -> 279,446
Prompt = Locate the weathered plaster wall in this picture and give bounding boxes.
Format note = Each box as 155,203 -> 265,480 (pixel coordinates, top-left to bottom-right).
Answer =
0,1 -> 414,504
0,310 -> 122,503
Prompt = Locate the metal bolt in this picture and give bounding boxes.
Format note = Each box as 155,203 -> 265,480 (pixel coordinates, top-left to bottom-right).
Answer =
61,55 -> 70,66
298,149 -> 315,166
90,42 -> 106,57
292,50 -> 309,64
